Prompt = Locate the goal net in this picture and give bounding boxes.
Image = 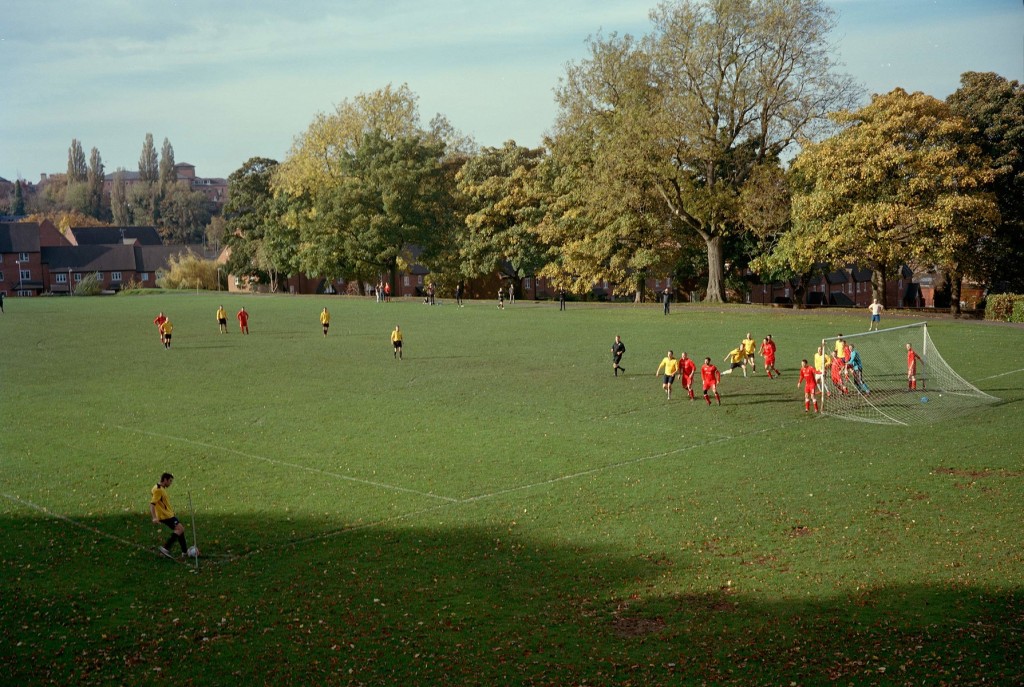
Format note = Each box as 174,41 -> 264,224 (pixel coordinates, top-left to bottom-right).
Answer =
819,322 -> 999,426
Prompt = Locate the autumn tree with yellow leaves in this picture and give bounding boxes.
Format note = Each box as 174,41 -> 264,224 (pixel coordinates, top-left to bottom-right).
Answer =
770,88 -> 1000,308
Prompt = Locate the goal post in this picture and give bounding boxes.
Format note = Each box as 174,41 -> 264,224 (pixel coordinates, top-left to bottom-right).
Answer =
819,322 -> 999,425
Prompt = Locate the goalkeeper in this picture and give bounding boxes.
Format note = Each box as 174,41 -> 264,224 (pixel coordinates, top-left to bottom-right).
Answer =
848,345 -> 869,393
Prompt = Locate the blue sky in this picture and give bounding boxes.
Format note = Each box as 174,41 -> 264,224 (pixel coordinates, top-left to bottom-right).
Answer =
1,0 -> 1020,182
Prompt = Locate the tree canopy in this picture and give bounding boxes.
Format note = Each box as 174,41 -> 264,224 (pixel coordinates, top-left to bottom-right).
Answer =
776,88 -> 999,306
552,0 -> 859,301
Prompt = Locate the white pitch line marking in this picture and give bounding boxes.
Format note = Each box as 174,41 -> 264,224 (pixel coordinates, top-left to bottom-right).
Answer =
1,491 -> 154,555
977,367 -> 1024,381
114,425 -> 459,503
459,429 -> 758,504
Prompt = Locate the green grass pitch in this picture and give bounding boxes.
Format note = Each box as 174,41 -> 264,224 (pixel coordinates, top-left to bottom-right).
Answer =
1,293 -> 1022,685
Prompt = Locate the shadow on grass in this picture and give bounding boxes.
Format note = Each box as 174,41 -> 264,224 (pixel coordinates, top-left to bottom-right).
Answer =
1,513 -> 1020,686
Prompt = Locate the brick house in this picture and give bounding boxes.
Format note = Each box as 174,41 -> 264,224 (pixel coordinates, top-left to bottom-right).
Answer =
0,222 -> 44,296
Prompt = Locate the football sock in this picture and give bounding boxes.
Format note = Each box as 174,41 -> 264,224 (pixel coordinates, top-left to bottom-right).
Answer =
715,393 -> 721,405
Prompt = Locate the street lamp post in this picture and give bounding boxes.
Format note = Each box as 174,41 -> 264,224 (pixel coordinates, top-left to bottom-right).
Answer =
16,259 -> 22,294
69,267 -> 73,296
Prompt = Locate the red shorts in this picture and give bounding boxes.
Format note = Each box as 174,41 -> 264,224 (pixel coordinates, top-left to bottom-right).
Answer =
804,383 -> 817,394
764,356 -> 775,366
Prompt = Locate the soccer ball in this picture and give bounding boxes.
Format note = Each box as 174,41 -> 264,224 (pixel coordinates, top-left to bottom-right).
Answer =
920,396 -> 929,404
187,546 -> 199,558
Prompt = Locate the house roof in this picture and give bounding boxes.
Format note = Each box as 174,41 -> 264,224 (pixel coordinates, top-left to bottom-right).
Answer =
42,244 -> 139,272
0,222 -> 42,252
69,226 -> 163,246
134,244 -> 202,272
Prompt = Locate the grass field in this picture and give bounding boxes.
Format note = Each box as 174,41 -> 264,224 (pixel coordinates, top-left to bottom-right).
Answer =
1,293 -> 1022,686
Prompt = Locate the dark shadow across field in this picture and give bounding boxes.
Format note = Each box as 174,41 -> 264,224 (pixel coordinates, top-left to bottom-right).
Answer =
1,512 -> 1020,686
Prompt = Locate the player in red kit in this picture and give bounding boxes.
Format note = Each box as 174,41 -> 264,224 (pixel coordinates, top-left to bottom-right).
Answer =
906,343 -> 923,390
679,352 -> 697,400
701,357 -> 721,406
830,353 -> 849,395
797,359 -> 819,413
760,335 -> 781,379
237,307 -> 250,335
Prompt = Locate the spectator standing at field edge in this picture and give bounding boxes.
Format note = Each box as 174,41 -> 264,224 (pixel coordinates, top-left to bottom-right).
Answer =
868,299 -> 884,331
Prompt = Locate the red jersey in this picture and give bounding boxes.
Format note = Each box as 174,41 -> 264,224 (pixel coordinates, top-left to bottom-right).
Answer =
680,358 -> 696,382
153,314 -> 167,328
237,310 -> 249,325
701,364 -> 720,388
830,355 -> 846,383
798,366 -> 817,390
761,340 -> 776,363
907,348 -> 921,372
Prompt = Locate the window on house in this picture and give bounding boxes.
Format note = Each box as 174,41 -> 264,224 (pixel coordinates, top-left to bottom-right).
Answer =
19,252 -> 30,262
524,278 -> 532,289
403,276 -> 410,286
55,273 -> 67,283
20,269 -> 30,280
74,273 -> 82,282
654,279 -> 660,288
140,272 -> 149,281
112,272 -> 122,281
417,276 -> 423,285
0,272 -> 4,281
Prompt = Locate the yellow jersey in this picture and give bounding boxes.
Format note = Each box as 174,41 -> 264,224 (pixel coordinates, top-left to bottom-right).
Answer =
391,329 -> 402,343
741,338 -> 756,355
320,310 -> 330,325
216,307 -> 226,321
160,321 -> 173,335
727,348 -> 744,364
814,352 -> 830,373
657,357 -> 679,376
150,485 -> 174,520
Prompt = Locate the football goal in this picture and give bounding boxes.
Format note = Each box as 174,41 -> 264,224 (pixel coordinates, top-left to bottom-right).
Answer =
819,322 -> 999,426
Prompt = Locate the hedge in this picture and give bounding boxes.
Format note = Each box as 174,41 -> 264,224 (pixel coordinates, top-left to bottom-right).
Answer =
984,293 -> 1024,322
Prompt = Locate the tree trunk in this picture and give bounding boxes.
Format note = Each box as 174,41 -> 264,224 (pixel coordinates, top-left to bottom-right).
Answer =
949,270 -> 963,316
633,273 -> 645,303
703,235 -> 726,303
871,265 -> 889,308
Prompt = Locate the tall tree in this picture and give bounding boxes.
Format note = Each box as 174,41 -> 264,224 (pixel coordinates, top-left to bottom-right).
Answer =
87,147 -> 105,219
777,88 -> 999,307
12,180 -> 26,216
302,132 -> 450,285
277,84 -> 465,290
947,72 -> 1024,295
110,168 -> 129,225
554,0 -> 859,301
159,181 -> 210,243
138,133 -> 159,182
455,141 -> 549,288
67,139 -> 87,183
159,138 -> 177,196
223,157 -> 297,292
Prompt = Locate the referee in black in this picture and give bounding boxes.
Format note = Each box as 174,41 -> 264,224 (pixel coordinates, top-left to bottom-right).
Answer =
611,335 -> 626,376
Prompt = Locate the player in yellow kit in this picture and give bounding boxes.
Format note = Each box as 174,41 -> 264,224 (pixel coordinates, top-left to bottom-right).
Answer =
159,319 -> 173,349
655,350 -> 679,400
320,307 -> 330,336
150,472 -> 191,559
391,325 -> 403,359
741,333 -> 757,373
216,305 -> 228,334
